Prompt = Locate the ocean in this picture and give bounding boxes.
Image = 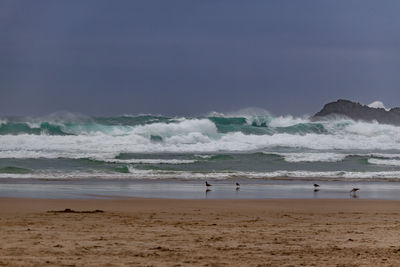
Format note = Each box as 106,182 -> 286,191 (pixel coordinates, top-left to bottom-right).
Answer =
1,110 -> 400,198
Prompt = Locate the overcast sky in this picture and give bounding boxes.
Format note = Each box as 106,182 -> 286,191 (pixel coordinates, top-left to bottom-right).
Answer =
1,1 -> 400,116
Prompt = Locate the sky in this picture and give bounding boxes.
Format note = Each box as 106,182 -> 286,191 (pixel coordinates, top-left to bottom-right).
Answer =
1,0 -> 400,116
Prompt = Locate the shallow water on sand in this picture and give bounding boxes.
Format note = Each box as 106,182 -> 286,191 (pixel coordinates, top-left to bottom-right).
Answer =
1,179 -> 400,199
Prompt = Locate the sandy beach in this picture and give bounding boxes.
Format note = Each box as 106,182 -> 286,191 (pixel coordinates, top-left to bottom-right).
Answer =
1,198 -> 400,266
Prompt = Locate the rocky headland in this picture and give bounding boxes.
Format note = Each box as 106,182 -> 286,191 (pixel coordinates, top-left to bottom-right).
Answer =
312,99 -> 400,125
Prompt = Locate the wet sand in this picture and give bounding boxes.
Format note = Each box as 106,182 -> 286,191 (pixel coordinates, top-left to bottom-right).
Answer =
1,198 -> 400,266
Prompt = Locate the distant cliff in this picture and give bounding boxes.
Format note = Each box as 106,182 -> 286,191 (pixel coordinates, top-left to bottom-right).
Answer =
312,99 -> 400,125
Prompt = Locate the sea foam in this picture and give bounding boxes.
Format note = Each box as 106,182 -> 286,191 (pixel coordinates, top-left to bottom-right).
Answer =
2,168 -> 400,180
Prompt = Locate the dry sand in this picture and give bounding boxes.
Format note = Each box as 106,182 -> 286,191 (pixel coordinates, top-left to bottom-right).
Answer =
1,198 -> 400,266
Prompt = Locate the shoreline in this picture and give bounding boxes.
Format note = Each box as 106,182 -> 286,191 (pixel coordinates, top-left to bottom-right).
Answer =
2,198 -> 400,265
1,178 -> 400,200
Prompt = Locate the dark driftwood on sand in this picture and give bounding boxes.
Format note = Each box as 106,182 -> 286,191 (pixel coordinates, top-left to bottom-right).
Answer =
47,208 -> 104,213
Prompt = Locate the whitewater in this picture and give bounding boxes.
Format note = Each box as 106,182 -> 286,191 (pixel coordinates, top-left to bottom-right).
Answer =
2,109 -> 400,180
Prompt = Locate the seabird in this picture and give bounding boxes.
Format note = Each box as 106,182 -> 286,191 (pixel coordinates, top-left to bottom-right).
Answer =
205,181 -> 212,187
236,182 -> 240,191
350,188 -> 360,194
313,184 -> 320,192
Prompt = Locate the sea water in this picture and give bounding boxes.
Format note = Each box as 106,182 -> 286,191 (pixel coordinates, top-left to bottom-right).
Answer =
1,110 -> 400,198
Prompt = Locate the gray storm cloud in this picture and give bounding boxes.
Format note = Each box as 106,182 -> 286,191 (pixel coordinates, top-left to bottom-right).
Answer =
1,0 -> 400,116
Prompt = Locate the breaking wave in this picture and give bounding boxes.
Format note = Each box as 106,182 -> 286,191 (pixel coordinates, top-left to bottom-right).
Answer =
1,110 -> 400,159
